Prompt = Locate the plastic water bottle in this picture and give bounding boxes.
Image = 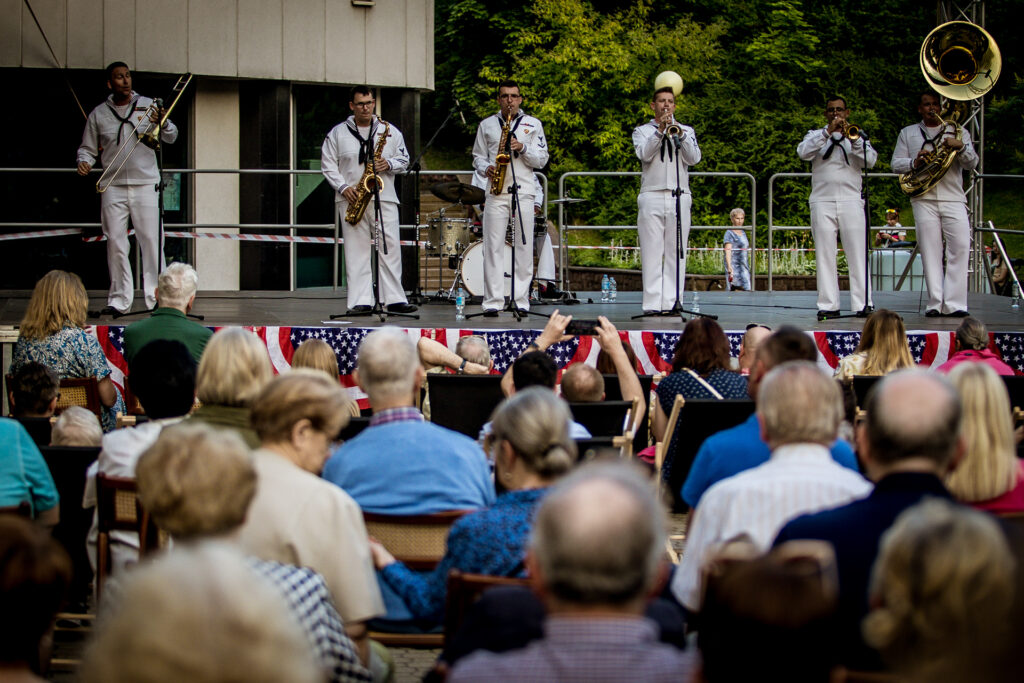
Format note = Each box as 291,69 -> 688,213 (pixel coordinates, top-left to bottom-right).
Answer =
692,290 -> 700,313
601,274 -> 610,302
609,277 -> 617,301
455,287 -> 466,320
1012,283 -> 1020,310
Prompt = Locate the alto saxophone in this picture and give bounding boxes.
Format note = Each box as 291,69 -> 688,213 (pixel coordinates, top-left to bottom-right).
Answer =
345,119 -> 391,224
489,112 -> 513,195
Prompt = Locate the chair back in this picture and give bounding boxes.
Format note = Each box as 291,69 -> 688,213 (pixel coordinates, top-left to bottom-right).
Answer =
443,570 -> 531,642
363,510 -> 472,570
12,416 -> 54,447
40,446 -> 100,600
602,373 -> 654,448
850,375 -> 882,410
427,374 -> 506,438
95,473 -> 161,602
56,377 -> 102,417
568,399 -> 635,437
1003,375 -> 1024,411
121,380 -> 146,416
574,436 -> 620,461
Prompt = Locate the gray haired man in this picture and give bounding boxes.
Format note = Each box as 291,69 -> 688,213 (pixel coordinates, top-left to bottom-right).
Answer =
123,261 -> 211,364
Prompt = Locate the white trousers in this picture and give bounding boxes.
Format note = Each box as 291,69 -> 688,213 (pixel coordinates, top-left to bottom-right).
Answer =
911,199 -> 970,314
637,191 -> 691,311
339,200 -> 407,309
100,184 -> 161,312
535,231 -> 555,282
810,200 -> 872,312
482,193 -> 534,310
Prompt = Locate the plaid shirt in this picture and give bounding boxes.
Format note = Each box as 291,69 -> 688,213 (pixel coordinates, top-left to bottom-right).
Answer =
245,557 -> 372,683
369,406 -> 424,427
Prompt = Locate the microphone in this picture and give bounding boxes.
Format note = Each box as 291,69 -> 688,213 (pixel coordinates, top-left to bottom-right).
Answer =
453,96 -> 466,126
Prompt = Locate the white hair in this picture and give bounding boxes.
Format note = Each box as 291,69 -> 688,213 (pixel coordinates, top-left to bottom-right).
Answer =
51,406 -> 103,447
356,328 -> 419,404
157,262 -> 199,310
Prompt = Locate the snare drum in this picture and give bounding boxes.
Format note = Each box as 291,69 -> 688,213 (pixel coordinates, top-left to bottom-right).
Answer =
460,240 -> 512,298
426,217 -> 473,256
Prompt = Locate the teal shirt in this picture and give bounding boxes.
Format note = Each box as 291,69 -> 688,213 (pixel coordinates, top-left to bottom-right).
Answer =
123,308 -> 212,365
0,418 -> 59,515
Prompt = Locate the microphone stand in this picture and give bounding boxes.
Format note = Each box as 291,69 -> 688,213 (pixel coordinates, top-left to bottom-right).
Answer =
833,131 -> 873,320
634,127 -> 716,321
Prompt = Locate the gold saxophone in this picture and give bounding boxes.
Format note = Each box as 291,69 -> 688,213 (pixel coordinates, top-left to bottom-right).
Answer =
345,119 -> 391,224
489,112 -> 513,195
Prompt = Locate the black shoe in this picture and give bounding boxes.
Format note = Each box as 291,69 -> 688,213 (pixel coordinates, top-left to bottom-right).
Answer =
925,309 -> 942,318
855,306 -> 875,318
817,309 -> 840,321
386,302 -> 418,314
482,309 -> 499,317
538,282 -> 565,299
347,305 -> 372,314
947,309 -> 970,317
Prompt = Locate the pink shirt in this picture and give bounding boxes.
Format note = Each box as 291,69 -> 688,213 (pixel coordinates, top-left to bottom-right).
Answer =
937,349 -> 1017,377
973,461 -> 1024,515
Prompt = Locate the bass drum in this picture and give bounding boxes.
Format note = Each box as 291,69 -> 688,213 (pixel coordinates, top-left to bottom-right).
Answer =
460,240 -> 512,298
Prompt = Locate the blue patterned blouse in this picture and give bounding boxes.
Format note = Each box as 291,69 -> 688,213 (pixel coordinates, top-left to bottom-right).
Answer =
380,487 -> 547,622
10,326 -> 124,432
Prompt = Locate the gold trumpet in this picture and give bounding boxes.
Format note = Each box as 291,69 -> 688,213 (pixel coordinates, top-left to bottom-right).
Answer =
834,118 -> 861,141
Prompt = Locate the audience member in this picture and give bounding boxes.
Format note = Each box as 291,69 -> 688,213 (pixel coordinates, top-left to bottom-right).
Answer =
0,516 -> 71,681
672,361 -> 871,612
292,338 -> 342,382
560,364 -> 603,401
79,544 -> 323,683
683,326 -> 859,508
945,362 -> 1024,513
864,499 -> 1015,683
937,316 -> 1016,376
654,317 -> 747,412
834,309 -> 914,380
698,541 -> 840,682
122,262 -> 212,365
737,323 -> 771,375
9,270 -> 123,431
371,388 -> 576,627
135,422 -> 373,682
186,327 -> 273,448
50,405 -> 102,447
448,461 -> 695,682
595,337 -> 638,375
7,362 -> 59,447
561,317 -> 646,428
0,418 -> 58,527
417,335 -> 493,375
775,369 -> 962,669
236,372 -> 383,667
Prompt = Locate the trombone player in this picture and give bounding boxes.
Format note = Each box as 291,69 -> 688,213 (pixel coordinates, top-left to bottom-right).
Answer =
77,62 -> 177,316
797,96 -> 876,321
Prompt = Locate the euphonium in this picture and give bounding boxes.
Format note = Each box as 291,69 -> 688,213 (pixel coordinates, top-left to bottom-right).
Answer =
897,110 -> 963,198
345,119 -> 391,225
489,111 -> 513,195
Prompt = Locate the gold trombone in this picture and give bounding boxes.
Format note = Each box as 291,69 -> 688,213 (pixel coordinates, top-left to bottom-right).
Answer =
96,73 -> 193,193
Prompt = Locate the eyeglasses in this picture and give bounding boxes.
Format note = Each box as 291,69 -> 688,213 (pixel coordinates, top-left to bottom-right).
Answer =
826,107 -> 847,113
352,100 -> 376,109
498,94 -> 522,100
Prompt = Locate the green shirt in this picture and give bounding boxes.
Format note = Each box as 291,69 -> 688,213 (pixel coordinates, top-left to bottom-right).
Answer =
123,307 -> 212,365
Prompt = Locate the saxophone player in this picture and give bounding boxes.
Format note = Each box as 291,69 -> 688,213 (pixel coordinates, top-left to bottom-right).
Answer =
891,91 -> 977,317
321,86 -> 416,314
472,80 -> 549,315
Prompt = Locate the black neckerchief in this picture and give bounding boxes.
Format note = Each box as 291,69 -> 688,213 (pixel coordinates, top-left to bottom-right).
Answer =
822,132 -> 849,165
495,112 -> 524,158
656,121 -> 678,162
106,96 -> 139,146
918,123 -> 946,153
346,119 -> 378,165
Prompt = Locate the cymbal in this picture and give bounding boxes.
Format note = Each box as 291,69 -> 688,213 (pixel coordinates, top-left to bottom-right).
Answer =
550,197 -> 588,205
430,181 -> 485,205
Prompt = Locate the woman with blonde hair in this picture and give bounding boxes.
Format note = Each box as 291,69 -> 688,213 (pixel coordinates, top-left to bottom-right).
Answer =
9,270 -> 123,431
187,327 -> 274,448
945,362 -> 1024,513
834,309 -> 914,380
292,338 -> 340,382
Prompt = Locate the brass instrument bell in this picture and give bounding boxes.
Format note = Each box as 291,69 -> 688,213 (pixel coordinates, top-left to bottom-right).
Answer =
920,21 -> 1001,101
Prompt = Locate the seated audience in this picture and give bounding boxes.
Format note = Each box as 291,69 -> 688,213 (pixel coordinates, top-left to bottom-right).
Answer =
292,338 -> 342,381
864,499 -> 1016,683
79,544 -> 323,683
135,422 -> 373,682
672,361 -> 871,612
186,327 -> 273,448
594,337 -> 638,375
0,516 -> 71,681
561,317 -> 646,428
418,335 -> 493,375
9,270 -> 123,431
7,362 -> 59,446
236,372 -> 383,667
698,541 -> 840,682
0,418 -> 58,527
946,362 -> 1024,513
122,262 -> 212,365
775,369 -> 962,669
937,316 -> 1016,376
448,461 -> 695,682
683,327 -> 859,508
737,323 -> 772,376
50,405 -> 102,447
834,308 -> 914,380
371,387 -> 576,626
323,328 -> 494,515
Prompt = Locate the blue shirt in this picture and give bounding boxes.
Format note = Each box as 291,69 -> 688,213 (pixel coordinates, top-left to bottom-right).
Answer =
322,412 -> 495,515
682,413 -> 859,508
0,418 -> 59,515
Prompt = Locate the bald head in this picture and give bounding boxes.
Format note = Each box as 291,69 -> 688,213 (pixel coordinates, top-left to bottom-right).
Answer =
757,361 -> 843,448
739,325 -> 772,373
560,364 -> 605,402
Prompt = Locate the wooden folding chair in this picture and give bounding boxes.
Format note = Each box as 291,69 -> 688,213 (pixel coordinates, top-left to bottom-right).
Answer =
95,473 -> 161,603
56,377 -> 102,417
426,374 -> 506,438
443,570 -> 531,643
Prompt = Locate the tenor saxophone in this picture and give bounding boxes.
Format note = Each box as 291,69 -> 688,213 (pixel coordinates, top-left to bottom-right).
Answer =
345,119 -> 391,224
489,112 -> 513,195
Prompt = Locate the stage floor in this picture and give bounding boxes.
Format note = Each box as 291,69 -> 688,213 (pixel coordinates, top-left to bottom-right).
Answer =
3,288 -> 1023,332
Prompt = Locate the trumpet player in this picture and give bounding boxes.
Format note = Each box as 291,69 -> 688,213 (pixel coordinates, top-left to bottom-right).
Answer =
798,96 -> 877,321
471,80 -> 549,315
632,86 -> 701,313
77,62 -> 178,315
321,86 -> 415,314
891,92 -> 977,317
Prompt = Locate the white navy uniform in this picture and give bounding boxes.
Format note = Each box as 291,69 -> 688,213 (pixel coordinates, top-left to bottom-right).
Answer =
78,92 -> 177,313
797,127 -> 877,313
891,122 -> 978,314
472,111 -> 548,311
322,115 -> 410,310
633,119 -> 701,311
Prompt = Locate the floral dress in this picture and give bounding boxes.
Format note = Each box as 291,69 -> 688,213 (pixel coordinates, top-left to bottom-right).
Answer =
10,326 -> 124,432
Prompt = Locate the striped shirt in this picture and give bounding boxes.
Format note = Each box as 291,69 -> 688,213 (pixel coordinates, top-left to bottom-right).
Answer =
672,443 -> 872,611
